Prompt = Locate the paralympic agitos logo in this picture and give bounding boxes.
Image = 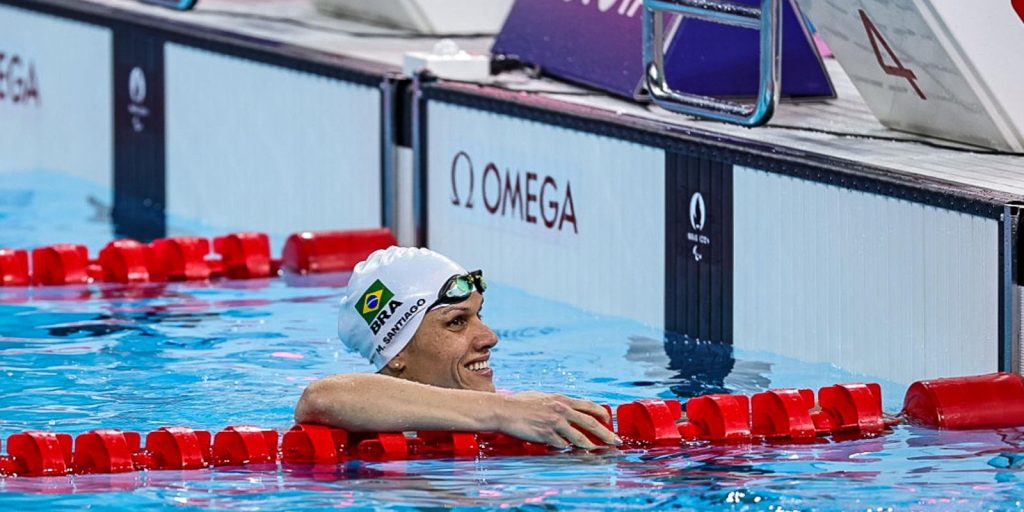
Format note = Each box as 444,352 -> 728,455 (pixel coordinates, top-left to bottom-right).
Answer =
449,151 -> 579,234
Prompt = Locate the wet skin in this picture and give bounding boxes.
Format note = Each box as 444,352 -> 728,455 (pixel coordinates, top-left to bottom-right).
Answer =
385,292 -> 497,392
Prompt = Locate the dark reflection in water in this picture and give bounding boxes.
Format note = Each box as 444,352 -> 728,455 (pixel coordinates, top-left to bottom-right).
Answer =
625,333 -> 772,398
0,303 -> 222,340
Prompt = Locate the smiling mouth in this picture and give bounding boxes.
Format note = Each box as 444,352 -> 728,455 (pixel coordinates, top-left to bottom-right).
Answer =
466,360 -> 491,373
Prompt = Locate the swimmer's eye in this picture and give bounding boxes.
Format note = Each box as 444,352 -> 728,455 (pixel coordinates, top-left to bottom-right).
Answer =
446,316 -> 467,328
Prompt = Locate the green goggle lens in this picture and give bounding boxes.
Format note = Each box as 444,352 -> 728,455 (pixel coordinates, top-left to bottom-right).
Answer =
429,270 -> 486,311
444,273 -> 486,299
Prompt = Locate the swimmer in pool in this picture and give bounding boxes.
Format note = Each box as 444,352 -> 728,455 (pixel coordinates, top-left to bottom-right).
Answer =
294,246 -> 620,450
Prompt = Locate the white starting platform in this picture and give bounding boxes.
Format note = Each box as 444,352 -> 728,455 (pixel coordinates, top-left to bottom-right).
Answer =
1,0 -> 1022,385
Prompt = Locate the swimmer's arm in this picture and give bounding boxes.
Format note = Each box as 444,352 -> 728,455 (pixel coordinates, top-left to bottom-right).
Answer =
294,374 -> 620,448
294,373 -> 504,433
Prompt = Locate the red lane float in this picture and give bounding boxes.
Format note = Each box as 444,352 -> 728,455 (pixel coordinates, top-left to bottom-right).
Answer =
281,424 -> 348,465
146,427 -> 212,470
0,249 -> 29,286
0,448 -> 14,476
149,238 -> 214,282
278,426 -> 533,462
903,372 -> 1024,429
214,233 -> 273,280
751,389 -> 817,439
72,429 -> 140,474
5,431 -> 73,476
477,433 -> 549,455
418,431 -> 480,458
282,229 -> 397,275
31,245 -> 90,286
353,432 -> 422,460
98,241 -> 151,283
0,228 -> 395,287
617,399 -> 682,446
212,426 -> 278,466
818,383 -> 886,434
684,394 -> 752,441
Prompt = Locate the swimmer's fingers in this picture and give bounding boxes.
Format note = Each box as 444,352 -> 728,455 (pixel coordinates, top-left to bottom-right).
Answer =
553,417 -> 597,450
504,392 -> 617,449
556,395 -> 612,425
543,429 -> 571,450
564,407 -> 620,447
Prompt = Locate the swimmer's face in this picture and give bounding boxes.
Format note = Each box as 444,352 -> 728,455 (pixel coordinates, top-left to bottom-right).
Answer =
395,292 -> 497,392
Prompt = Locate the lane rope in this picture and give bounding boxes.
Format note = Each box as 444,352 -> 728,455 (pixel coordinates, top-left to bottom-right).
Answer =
6,374 -> 1022,478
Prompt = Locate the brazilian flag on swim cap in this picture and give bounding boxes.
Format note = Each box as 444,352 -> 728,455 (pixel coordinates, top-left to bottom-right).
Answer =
355,279 -> 394,325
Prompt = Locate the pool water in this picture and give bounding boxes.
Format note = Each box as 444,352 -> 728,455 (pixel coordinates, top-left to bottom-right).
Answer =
2,171 -> 1024,510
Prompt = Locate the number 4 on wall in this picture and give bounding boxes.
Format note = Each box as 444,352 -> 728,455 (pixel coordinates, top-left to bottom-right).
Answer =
859,9 -> 927,100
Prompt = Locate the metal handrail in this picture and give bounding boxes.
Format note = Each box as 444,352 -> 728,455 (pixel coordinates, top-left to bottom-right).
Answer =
642,0 -> 781,126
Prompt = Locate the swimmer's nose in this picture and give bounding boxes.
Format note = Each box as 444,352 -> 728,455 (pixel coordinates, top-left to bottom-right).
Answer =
475,323 -> 498,350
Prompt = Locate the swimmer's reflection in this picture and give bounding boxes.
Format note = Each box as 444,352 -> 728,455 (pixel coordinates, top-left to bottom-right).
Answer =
625,333 -> 771,398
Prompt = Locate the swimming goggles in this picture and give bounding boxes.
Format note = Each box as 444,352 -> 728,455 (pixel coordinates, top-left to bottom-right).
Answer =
427,270 -> 487,311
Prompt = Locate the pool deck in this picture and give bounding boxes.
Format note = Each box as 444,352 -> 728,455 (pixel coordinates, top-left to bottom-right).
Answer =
51,0 -> 1024,205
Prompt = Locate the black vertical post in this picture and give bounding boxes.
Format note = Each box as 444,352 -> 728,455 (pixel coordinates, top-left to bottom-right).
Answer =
1000,202 -> 1024,373
665,151 -> 733,343
411,74 -> 430,247
113,24 -> 166,241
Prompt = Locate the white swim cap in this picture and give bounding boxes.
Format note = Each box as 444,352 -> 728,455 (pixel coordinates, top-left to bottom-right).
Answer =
338,246 -> 467,370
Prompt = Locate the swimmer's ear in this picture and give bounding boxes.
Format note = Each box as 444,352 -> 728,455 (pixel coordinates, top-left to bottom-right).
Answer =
381,355 -> 406,376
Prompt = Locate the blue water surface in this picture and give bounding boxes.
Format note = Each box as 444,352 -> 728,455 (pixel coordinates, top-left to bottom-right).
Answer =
1,171 -> 1023,510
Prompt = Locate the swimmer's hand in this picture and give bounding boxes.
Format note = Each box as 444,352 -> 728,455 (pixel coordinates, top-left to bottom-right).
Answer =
497,392 -> 621,450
